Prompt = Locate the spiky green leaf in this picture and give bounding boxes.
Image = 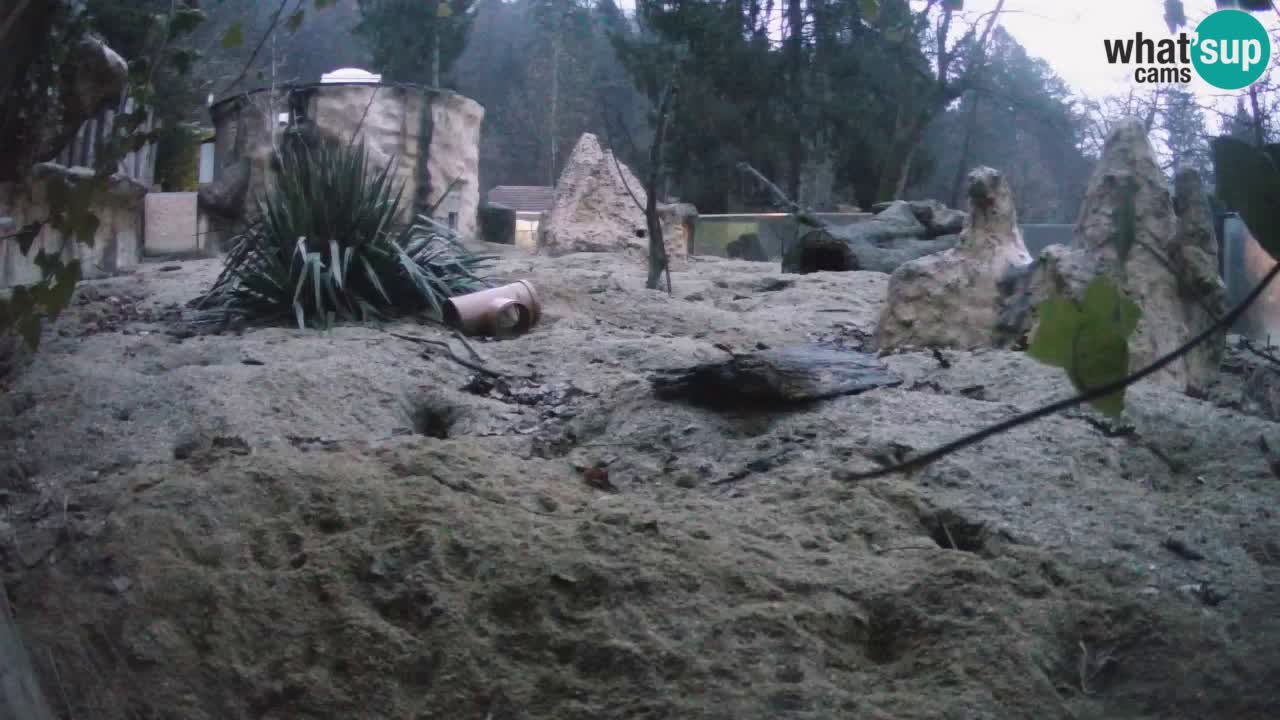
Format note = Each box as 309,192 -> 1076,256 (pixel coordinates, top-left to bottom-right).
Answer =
222,22 -> 244,49
1028,277 -> 1141,418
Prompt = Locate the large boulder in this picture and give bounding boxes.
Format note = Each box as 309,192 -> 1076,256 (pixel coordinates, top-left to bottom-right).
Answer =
197,157 -> 251,219
998,118 -> 1226,394
726,232 -> 768,261
877,167 -> 1032,351
907,199 -> 968,237
870,199 -> 968,237
835,201 -> 926,245
780,200 -> 956,275
538,133 -> 689,266
658,202 -> 698,259
782,229 -> 859,274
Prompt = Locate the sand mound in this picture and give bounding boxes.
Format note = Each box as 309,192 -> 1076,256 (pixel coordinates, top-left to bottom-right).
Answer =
2,248 -> 1279,719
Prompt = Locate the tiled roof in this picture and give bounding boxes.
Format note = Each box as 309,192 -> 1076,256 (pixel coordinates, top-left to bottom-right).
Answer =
487,185 -> 555,214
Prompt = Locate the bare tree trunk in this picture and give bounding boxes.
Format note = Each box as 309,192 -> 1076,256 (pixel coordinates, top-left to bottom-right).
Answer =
646,79 -> 678,291
1249,84 -> 1266,147
950,90 -> 981,207
878,0 -> 1007,202
549,8 -> 562,186
879,112 -> 930,202
785,0 -> 805,200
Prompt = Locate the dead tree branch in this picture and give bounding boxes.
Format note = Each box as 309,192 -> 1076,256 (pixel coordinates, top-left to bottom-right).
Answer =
219,0 -> 296,95
598,98 -> 645,214
735,162 -> 828,230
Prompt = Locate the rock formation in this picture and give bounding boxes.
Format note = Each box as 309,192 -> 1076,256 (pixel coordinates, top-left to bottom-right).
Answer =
782,229 -> 859,273
537,133 -> 690,265
726,233 -> 768,261
197,157 -> 250,220
0,26 -> 128,183
878,167 -> 1032,351
783,201 -> 959,274
871,199 -> 968,237
999,118 -> 1226,393
207,85 -> 484,241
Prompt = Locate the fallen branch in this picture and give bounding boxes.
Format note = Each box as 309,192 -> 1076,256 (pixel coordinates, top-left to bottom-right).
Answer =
735,162 -> 826,229
1238,336 -> 1280,369
388,331 -> 511,378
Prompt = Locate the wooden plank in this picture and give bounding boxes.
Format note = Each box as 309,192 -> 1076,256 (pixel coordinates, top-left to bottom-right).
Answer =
651,345 -> 901,409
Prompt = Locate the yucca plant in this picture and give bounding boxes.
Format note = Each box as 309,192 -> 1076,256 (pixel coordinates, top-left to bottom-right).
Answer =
198,138 -> 493,328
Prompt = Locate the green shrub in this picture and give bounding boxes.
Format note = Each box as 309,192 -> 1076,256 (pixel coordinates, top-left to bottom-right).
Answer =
198,139 -> 492,329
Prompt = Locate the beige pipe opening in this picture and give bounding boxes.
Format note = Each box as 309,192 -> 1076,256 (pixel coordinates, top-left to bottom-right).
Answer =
443,281 -> 542,337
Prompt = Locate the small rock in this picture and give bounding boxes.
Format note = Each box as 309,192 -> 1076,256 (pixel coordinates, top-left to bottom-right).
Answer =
110,576 -> 133,594
1163,537 -> 1206,562
172,437 -> 201,460
537,494 -> 559,512
683,292 -> 706,302
755,277 -> 794,293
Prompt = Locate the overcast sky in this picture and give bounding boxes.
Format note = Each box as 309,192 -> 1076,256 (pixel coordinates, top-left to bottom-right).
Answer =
962,0 -> 1225,99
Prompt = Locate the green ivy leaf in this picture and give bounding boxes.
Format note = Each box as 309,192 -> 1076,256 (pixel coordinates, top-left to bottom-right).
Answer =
286,9 -> 306,33
45,176 -> 71,217
168,7 -> 207,39
8,286 -> 41,351
859,0 -> 879,22
14,223 -> 43,255
18,315 -> 41,352
1212,136 -> 1280,261
170,48 -> 198,76
222,22 -> 244,50
41,259 -> 81,323
315,0 -> 336,8
72,211 -> 100,246
1028,277 -> 1141,418
32,250 -> 59,275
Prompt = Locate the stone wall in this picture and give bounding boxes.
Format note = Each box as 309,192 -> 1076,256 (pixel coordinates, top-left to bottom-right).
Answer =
205,83 -> 483,243
0,165 -> 144,289
143,192 -> 216,257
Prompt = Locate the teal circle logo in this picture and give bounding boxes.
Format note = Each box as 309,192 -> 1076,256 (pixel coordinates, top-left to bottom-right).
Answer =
1192,9 -> 1271,90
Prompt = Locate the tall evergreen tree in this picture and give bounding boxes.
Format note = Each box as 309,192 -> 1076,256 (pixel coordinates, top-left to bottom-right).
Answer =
1160,87 -> 1212,181
355,0 -> 476,86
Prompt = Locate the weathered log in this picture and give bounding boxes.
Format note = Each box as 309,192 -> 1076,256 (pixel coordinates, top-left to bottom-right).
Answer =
781,230 -> 859,273
651,345 -> 900,408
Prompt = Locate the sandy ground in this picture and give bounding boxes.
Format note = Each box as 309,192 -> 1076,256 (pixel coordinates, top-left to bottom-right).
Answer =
2,244 -> 1280,719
